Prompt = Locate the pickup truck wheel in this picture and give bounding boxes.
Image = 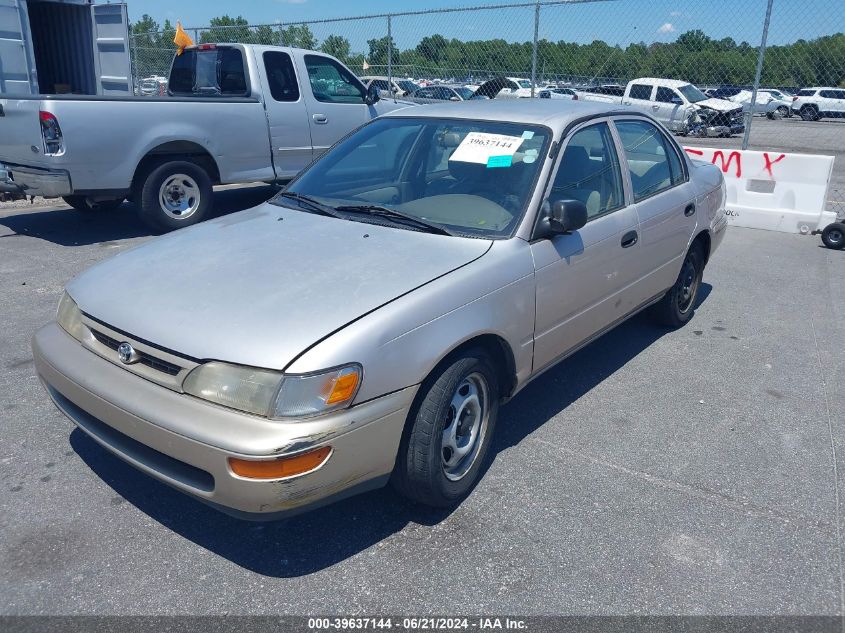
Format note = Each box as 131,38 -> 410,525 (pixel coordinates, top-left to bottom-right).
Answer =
821,223 -> 845,250
392,350 -> 499,507
651,244 -> 704,328
62,195 -> 123,212
138,161 -> 212,233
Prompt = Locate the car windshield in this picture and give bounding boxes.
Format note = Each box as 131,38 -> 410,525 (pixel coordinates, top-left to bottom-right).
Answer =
273,117 -> 550,239
455,87 -> 475,100
678,84 -> 708,103
517,80 -> 532,89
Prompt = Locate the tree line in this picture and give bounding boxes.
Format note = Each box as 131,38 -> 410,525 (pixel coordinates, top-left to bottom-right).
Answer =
130,14 -> 845,88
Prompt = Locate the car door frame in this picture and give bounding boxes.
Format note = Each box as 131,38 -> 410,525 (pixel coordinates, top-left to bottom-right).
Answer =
528,116 -> 654,375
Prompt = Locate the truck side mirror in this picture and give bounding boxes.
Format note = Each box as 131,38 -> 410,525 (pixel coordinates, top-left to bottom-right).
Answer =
365,83 -> 381,105
547,199 -> 588,235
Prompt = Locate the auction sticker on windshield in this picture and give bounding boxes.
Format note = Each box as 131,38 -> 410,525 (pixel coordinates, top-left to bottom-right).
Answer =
449,132 -> 524,164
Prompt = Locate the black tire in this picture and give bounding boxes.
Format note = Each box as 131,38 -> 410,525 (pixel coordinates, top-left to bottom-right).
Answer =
777,106 -> 789,118
136,160 -> 213,233
651,244 -> 704,328
821,222 -> 845,250
62,195 -> 123,212
391,349 -> 500,507
800,105 -> 819,121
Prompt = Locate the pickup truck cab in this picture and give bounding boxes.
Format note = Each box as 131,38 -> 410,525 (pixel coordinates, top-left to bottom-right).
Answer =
0,44 -> 409,231
579,78 -> 745,137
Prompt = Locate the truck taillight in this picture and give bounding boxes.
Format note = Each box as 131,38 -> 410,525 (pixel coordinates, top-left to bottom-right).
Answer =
39,111 -> 63,155
572,94 -> 578,100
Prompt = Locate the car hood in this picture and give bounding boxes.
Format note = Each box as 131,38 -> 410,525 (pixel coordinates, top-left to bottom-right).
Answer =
694,97 -> 741,112
67,204 -> 491,370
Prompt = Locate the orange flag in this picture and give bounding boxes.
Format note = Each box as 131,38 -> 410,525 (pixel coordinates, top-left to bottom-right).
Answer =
173,21 -> 194,56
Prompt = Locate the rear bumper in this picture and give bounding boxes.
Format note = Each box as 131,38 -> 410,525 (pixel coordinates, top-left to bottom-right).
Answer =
33,322 -> 416,520
0,162 -> 72,197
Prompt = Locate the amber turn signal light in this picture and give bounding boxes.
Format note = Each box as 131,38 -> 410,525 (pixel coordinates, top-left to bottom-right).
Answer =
228,446 -> 332,480
325,370 -> 360,405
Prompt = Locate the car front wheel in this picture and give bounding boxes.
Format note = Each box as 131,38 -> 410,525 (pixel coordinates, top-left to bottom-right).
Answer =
822,222 -> 845,250
392,350 -> 499,507
651,244 -> 704,328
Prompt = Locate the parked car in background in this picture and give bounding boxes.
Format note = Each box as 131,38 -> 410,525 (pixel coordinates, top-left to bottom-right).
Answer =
573,84 -> 625,103
0,44 -> 410,232
137,75 -> 168,97
33,100 -> 726,519
791,87 -> 845,121
539,87 -> 578,100
704,85 -> 748,101
579,78 -> 744,137
411,85 -> 476,102
360,76 -> 419,97
729,89 -> 791,118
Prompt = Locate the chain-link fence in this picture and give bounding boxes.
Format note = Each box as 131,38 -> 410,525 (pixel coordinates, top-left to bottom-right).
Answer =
129,0 -> 845,213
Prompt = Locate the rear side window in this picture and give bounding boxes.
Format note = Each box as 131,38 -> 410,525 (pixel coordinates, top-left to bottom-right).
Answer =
656,87 -> 678,103
615,120 -> 682,201
551,123 -> 624,219
628,84 -> 652,100
263,52 -> 299,102
305,55 -> 366,104
169,47 -> 248,97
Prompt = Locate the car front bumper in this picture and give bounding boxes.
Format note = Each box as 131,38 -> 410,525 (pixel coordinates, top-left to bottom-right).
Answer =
33,322 -> 416,520
0,162 -> 72,197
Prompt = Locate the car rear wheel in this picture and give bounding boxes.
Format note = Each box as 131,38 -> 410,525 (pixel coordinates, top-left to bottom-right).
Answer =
821,222 -> 845,250
62,195 -> 123,212
137,160 -> 213,233
777,106 -> 789,118
651,244 -> 704,328
391,349 -> 499,507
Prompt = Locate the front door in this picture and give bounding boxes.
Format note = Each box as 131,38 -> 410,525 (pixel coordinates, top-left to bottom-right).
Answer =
531,121 -> 645,372
294,53 -> 371,158
258,49 -> 313,179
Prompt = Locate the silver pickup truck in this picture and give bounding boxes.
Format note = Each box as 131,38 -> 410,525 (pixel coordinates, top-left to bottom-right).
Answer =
0,44 -> 409,231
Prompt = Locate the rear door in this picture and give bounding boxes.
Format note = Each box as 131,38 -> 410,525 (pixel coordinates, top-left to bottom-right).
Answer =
613,118 -> 697,300
294,53 -> 371,158
257,49 -> 313,179
623,82 -> 655,114
0,0 -> 37,94
90,3 -> 131,95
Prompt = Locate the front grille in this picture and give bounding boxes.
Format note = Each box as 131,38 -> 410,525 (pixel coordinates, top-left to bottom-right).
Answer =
91,329 -> 182,376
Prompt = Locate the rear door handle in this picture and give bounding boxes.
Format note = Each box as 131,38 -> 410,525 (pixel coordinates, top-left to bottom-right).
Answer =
684,203 -> 696,217
312,114 -> 328,124
621,230 -> 638,248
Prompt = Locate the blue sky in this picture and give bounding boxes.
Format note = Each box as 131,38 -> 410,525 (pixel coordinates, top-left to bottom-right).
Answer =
126,0 -> 839,50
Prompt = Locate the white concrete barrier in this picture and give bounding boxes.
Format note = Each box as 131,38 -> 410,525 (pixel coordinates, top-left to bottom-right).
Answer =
683,146 -> 836,234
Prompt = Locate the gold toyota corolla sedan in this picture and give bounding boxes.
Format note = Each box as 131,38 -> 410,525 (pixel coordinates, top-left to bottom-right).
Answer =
33,100 -> 727,519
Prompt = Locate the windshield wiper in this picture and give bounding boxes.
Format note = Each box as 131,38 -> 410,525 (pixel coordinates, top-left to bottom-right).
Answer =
274,191 -> 341,218
334,204 -> 454,236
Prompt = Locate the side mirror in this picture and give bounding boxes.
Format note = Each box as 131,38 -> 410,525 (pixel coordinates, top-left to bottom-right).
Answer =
548,199 -> 588,235
449,95 -> 461,101
364,84 -> 381,105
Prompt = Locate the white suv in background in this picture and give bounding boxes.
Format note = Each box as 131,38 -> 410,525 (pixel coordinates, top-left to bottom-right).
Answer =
791,87 -> 845,121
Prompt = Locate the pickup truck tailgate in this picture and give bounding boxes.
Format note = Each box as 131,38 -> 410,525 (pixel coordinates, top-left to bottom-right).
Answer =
0,98 -> 47,167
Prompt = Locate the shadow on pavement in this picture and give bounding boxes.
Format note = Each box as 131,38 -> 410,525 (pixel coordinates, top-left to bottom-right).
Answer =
70,282 -> 711,578
0,185 -> 278,247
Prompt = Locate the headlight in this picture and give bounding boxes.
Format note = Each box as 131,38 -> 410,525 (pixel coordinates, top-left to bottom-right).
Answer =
183,362 -> 361,419
56,292 -> 88,341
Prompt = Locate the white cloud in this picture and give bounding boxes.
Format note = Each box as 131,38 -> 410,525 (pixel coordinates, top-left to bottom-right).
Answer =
657,22 -> 676,34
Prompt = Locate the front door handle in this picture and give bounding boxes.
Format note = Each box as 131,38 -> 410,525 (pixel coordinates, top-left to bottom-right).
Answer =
684,203 -> 696,217
312,114 -> 328,124
652,104 -> 659,110
621,230 -> 638,248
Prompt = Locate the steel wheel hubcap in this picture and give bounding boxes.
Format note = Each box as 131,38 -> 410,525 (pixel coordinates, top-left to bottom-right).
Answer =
442,373 -> 489,481
159,174 -> 200,219
678,257 -> 699,314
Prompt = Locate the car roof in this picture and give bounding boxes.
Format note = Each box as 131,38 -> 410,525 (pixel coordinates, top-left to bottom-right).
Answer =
381,99 -> 631,128
631,77 -> 692,89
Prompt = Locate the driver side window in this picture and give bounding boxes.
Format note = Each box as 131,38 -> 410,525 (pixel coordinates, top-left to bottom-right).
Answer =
656,87 -> 678,103
304,55 -> 366,104
551,123 -> 624,220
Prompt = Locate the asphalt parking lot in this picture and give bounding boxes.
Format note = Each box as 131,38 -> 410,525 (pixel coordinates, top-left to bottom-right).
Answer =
1,193 -> 844,616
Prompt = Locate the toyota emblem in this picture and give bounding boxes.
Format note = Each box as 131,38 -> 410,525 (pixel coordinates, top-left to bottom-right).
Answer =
117,342 -> 139,365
